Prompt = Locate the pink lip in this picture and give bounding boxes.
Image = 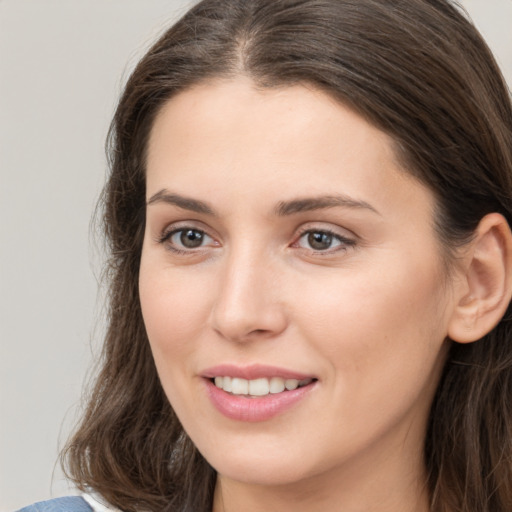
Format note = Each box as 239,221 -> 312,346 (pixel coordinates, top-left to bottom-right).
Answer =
201,364 -> 314,381
201,364 -> 317,422
204,379 -> 316,422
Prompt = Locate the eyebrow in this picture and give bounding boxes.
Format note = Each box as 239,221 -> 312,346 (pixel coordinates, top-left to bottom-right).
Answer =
274,195 -> 380,216
147,190 -> 216,215
147,189 -> 379,217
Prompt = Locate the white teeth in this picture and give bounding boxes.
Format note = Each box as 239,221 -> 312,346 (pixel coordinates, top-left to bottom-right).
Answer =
285,379 -> 299,391
213,376 -> 313,396
231,377 -> 249,395
223,376 -> 232,392
248,378 -> 270,396
269,377 -> 285,394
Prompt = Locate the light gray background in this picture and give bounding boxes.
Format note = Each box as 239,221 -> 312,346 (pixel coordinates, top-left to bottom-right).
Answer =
1,1 -> 511,510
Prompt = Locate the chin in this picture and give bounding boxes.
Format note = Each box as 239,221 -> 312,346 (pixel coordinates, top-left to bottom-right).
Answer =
214,458 -> 310,487
199,439 -> 321,487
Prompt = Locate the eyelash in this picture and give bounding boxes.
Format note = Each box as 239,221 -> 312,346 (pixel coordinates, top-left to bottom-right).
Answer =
294,227 -> 356,254
157,226 -> 356,255
157,227 -> 216,255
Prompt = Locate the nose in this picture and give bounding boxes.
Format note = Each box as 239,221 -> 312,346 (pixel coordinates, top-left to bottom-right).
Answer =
209,249 -> 288,343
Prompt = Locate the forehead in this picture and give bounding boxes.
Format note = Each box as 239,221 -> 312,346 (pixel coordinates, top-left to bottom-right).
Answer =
145,78 -> 434,222
148,79 -> 392,158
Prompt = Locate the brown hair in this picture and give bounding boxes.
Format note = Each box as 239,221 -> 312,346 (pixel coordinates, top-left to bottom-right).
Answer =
62,1 -> 512,511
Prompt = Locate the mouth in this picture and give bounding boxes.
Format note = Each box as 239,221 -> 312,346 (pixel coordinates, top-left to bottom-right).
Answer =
202,364 -> 318,421
211,376 -> 316,398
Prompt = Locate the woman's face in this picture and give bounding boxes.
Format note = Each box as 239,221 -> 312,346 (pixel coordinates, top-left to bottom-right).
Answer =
140,79 -> 461,490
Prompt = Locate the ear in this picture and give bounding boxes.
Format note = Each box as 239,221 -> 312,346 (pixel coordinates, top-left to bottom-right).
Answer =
448,213 -> 512,344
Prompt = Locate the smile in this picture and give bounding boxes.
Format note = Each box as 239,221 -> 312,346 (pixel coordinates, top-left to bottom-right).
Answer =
213,376 -> 314,397
203,366 -> 318,422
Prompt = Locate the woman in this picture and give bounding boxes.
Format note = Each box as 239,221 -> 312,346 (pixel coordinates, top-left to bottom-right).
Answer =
18,0 -> 512,511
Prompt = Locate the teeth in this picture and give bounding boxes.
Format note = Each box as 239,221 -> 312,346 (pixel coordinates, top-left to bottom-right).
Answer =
285,379 -> 299,391
231,377 -> 249,395
249,378 -> 269,396
269,377 -> 285,394
223,376 -> 232,392
213,376 -> 313,396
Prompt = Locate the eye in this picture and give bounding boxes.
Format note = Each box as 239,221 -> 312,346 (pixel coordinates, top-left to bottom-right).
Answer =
296,229 -> 355,252
160,227 -> 216,251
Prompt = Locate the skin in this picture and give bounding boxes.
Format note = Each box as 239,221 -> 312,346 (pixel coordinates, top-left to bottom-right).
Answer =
139,78 -> 468,512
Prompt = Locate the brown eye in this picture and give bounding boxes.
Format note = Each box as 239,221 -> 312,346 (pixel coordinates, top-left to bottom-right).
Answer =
296,229 -> 355,253
163,228 -> 214,251
307,232 -> 334,250
179,229 -> 205,248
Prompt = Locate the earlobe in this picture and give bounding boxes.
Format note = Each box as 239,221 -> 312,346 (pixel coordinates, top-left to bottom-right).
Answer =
448,213 -> 512,344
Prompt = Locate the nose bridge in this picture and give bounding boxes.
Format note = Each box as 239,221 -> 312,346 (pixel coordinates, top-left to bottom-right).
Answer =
210,241 -> 286,342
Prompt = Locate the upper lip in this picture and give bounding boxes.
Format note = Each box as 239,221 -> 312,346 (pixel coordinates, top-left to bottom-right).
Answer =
201,364 -> 316,381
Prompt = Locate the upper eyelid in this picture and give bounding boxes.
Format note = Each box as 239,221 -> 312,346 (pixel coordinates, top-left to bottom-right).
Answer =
294,223 -> 357,240
294,229 -> 356,246
159,219 -> 214,237
160,226 -> 214,243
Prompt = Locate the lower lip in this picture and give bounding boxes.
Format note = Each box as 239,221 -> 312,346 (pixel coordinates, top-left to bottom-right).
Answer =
204,379 -> 316,422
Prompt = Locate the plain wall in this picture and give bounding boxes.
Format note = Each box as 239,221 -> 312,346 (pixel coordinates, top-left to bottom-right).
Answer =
1,1 -> 511,510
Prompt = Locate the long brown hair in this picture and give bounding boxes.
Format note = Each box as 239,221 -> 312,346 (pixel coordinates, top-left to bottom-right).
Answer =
62,1 -> 512,511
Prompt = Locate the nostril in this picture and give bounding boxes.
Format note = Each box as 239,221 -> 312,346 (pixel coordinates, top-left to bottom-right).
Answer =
249,329 -> 269,335
209,289 -> 288,343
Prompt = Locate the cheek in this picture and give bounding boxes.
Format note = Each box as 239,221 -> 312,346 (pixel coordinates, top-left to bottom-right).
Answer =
294,254 -> 449,401
303,248 -> 446,338
138,260 -> 212,364
138,262 -> 216,424
288,267 -> 449,466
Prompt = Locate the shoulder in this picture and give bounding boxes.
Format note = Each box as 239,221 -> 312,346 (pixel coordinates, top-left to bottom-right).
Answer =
15,496 -> 93,512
